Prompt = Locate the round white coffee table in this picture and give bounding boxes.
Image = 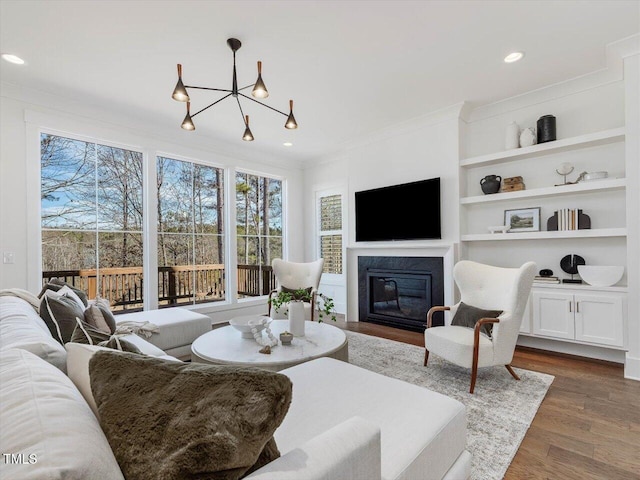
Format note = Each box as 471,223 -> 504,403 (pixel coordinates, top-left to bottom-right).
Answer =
191,319 -> 348,371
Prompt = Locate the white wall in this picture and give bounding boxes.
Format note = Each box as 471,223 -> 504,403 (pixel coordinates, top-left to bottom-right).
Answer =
0,84 -> 305,322
302,105 -> 463,314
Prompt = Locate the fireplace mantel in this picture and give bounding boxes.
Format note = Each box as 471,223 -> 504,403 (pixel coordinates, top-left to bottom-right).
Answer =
346,243 -> 458,323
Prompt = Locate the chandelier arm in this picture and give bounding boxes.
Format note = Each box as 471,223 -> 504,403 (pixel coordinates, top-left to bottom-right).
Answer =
238,93 -> 288,117
238,84 -> 256,92
191,93 -> 233,118
185,86 -> 233,93
235,96 -> 248,126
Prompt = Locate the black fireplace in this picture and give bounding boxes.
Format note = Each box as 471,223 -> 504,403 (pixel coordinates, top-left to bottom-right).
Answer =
358,256 -> 444,331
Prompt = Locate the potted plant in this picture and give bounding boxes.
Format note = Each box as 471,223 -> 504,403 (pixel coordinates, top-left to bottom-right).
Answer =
268,288 -> 337,330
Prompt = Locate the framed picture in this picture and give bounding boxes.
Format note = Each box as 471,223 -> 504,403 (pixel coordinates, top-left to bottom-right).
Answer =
504,207 -> 541,232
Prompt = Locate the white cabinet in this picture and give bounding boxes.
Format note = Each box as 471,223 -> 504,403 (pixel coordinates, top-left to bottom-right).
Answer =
531,289 -> 625,348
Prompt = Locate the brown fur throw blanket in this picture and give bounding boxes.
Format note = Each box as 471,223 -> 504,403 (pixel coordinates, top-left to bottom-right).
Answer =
89,351 -> 292,480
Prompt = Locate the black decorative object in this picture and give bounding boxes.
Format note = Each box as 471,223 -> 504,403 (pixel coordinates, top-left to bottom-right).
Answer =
560,254 -> 585,284
171,38 -> 298,140
539,269 -> 553,277
547,210 -> 591,231
480,175 -> 501,194
537,115 -> 556,144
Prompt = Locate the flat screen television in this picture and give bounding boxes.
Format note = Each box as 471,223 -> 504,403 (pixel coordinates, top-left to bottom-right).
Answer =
355,177 -> 441,241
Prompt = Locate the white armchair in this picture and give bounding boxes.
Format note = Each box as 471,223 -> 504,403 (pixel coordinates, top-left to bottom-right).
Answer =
424,260 -> 536,394
268,258 -> 324,321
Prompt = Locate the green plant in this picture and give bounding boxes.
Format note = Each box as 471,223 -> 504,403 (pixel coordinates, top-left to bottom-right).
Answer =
269,288 -> 337,323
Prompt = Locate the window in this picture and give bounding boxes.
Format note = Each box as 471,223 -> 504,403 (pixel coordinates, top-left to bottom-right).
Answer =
317,193 -> 343,274
157,157 -> 225,306
236,172 -> 282,298
41,133 -> 143,311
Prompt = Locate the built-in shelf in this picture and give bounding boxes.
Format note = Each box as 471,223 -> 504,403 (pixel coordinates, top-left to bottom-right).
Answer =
460,178 -> 626,205
461,228 -> 627,242
532,283 -> 627,293
460,127 -> 625,168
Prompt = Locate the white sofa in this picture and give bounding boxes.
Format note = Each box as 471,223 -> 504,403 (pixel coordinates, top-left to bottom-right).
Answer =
0,296 -> 471,480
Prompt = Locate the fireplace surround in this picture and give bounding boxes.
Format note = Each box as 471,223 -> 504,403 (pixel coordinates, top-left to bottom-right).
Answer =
358,256 -> 444,331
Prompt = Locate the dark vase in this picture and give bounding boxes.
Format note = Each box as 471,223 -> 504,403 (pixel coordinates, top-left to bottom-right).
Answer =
480,175 -> 501,194
537,115 -> 556,143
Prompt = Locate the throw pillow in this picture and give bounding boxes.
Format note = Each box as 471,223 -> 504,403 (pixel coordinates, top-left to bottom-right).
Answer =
451,302 -> 503,337
39,279 -> 89,307
71,317 -> 142,354
40,294 -> 85,344
84,304 -> 116,335
89,351 -> 292,480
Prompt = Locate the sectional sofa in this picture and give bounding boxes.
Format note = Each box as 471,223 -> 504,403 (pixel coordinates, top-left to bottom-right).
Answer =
0,295 -> 471,479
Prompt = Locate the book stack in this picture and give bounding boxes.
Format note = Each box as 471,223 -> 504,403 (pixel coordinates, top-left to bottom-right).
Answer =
556,208 -> 581,230
534,275 -> 560,284
501,176 -> 525,192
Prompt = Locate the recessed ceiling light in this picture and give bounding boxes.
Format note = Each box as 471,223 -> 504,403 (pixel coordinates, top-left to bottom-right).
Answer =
283,142 -> 293,147
504,52 -> 524,63
1,53 -> 25,65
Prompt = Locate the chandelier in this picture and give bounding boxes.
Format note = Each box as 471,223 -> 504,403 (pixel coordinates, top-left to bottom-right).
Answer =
171,38 -> 298,141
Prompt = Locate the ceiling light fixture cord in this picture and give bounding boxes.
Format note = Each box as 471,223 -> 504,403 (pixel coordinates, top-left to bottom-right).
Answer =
171,38 -> 298,140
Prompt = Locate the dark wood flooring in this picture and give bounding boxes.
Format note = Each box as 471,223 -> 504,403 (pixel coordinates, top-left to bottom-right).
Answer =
337,320 -> 640,480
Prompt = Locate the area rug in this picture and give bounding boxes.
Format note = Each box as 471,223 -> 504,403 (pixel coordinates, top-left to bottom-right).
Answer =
346,331 -> 554,480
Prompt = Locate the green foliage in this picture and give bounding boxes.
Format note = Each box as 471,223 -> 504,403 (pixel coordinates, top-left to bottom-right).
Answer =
268,289 -> 337,323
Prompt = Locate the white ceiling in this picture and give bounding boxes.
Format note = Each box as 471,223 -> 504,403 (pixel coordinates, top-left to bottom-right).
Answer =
1,1 -> 638,162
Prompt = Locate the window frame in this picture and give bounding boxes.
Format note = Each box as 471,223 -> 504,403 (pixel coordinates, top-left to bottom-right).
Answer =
315,188 -> 345,281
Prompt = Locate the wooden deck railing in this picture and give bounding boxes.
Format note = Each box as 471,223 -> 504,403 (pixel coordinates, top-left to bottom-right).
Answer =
43,264 -> 275,311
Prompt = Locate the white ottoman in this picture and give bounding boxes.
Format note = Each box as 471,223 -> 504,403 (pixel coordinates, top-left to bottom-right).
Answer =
115,308 -> 211,360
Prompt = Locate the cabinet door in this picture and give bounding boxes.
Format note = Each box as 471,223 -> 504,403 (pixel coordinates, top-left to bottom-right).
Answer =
574,294 -> 624,347
532,291 -> 574,339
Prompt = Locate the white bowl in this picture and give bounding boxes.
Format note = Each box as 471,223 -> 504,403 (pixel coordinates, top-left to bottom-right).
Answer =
229,315 -> 269,338
577,266 -> 624,287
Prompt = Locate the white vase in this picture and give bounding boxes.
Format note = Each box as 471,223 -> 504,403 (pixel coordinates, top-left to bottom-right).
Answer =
288,301 -> 305,337
519,127 -> 537,147
505,121 -> 520,150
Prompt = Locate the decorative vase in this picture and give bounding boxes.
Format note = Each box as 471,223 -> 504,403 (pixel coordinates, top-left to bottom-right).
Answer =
480,175 -> 501,195
537,115 -> 556,143
519,127 -> 537,147
505,121 -> 520,150
288,301 -> 305,337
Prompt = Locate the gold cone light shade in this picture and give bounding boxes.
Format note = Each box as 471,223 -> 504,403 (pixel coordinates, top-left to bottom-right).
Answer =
251,61 -> 269,99
242,115 -> 254,141
181,102 -> 195,130
172,64 -> 190,102
285,99 -> 298,129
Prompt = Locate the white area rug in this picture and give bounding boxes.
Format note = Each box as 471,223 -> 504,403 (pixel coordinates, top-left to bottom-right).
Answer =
346,331 -> 554,480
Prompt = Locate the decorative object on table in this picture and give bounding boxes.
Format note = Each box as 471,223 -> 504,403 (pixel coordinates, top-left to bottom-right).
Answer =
560,254 -> 585,284
533,274 -> 560,284
480,175 -> 502,194
249,317 -> 279,348
501,175 -> 525,192
539,269 -> 554,277
229,315 -> 267,339
577,265 -> 624,287
258,345 -> 272,354
170,38 -> 298,140
536,115 -> 556,143
504,207 -> 541,232
519,127 -> 537,147
269,288 -> 337,324
555,162 -> 575,185
546,209 -> 591,231
288,300 -> 306,337
505,121 -> 520,149
487,225 -> 510,234
279,331 -> 293,345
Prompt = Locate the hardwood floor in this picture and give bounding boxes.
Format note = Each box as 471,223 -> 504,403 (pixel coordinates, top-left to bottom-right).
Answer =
337,320 -> 640,480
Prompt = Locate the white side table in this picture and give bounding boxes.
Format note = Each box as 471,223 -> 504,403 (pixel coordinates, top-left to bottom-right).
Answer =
191,319 -> 348,371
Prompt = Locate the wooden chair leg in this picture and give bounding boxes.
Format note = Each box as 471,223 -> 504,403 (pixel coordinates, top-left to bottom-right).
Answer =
424,349 -> 429,366
505,364 -> 520,381
470,362 -> 478,394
